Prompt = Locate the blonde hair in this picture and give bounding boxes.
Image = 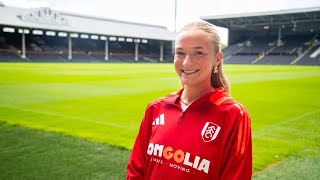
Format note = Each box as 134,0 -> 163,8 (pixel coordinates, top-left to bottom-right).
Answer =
179,21 -> 230,94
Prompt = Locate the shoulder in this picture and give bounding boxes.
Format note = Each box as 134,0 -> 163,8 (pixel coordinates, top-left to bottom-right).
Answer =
219,98 -> 250,120
219,99 -> 251,145
145,91 -> 179,111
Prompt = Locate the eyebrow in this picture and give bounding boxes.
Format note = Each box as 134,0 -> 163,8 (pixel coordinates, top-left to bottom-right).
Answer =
175,46 -> 205,50
193,46 -> 205,49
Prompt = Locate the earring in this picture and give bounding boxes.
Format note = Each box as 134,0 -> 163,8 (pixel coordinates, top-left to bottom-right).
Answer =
213,67 -> 218,74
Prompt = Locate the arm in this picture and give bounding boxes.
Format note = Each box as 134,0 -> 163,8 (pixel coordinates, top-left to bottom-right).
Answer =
127,106 -> 153,180
220,103 -> 252,180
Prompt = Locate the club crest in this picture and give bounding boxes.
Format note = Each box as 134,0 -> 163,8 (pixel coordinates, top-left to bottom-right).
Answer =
201,122 -> 221,142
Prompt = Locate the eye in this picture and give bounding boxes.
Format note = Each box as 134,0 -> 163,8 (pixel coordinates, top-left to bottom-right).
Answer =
176,51 -> 185,56
194,51 -> 204,56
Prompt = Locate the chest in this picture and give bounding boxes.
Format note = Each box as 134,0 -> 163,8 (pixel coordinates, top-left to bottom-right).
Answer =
147,106 -> 229,174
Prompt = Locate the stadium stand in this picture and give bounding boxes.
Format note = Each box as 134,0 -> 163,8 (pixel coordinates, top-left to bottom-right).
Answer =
296,44 -> 320,65
0,3 -> 176,63
0,31 -> 25,61
1,3 -> 319,65
203,7 -> 320,65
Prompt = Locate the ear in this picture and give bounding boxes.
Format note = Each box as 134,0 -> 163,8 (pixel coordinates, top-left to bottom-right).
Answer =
216,51 -> 223,65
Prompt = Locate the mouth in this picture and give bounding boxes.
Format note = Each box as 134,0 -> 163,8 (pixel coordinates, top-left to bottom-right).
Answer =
181,69 -> 199,75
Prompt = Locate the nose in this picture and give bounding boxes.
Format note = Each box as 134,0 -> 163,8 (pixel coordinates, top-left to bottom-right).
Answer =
182,54 -> 194,66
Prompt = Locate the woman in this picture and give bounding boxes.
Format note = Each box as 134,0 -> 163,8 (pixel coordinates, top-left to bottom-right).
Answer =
127,21 -> 252,180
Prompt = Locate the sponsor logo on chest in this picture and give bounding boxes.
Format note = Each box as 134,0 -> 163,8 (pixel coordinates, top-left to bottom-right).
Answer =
147,143 -> 210,174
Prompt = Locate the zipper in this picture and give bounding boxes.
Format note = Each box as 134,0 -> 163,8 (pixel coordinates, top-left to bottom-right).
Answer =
178,111 -> 184,124
168,103 -> 184,125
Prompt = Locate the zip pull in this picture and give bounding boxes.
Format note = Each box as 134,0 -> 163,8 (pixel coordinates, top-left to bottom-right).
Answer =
178,111 -> 184,124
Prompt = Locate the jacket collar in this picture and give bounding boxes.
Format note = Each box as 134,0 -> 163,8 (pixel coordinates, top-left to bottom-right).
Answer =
160,87 -> 230,107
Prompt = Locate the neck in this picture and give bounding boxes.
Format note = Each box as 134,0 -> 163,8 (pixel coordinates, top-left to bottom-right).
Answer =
181,84 -> 214,105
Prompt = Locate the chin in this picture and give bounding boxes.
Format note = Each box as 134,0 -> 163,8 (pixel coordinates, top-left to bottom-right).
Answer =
181,80 -> 197,87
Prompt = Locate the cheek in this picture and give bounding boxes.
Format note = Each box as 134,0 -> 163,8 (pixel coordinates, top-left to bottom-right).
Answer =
206,56 -> 217,68
174,58 -> 182,73
199,57 -> 213,66
203,65 -> 213,75
200,59 -> 214,75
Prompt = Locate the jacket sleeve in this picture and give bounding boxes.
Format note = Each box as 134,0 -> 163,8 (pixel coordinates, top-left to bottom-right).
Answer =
220,103 -> 252,180
126,105 -> 153,180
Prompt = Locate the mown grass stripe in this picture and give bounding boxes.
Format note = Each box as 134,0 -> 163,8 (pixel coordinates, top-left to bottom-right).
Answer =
0,104 -> 135,130
0,122 -> 130,180
254,109 -> 320,137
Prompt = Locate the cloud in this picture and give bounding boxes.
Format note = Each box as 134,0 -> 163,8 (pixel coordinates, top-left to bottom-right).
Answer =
2,0 -> 51,8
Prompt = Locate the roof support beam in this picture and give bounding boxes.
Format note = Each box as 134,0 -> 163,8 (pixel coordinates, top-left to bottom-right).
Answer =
135,42 -> 139,61
160,41 -> 163,62
105,38 -> 109,61
171,41 -> 175,57
21,32 -> 26,59
68,35 -> 72,60
277,26 -> 282,47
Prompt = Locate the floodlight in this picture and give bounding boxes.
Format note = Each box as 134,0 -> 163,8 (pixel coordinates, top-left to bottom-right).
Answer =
91,35 -> 99,40
46,31 -> 56,36
126,38 -> 133,42
100,36 -> 107,40
109,37 -> 117,41
70,33 -> 79,38
3,27 -> 15,33
80,34 -> 89,39
134,39 -> 140,43
58,32 -> 67,37
18,29 -> 30,34
32,30 -> 43,35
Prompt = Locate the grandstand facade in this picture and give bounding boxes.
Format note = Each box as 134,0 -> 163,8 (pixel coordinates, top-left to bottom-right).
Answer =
1,2 -> 319,65
202,7 -> 320,65
0,3 -> 176,63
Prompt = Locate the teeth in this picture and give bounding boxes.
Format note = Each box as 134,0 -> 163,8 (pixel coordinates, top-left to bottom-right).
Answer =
183,70 -> 198,74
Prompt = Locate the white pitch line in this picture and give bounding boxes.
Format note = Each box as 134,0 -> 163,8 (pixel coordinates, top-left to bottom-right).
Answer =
254,109 -> 320,137
276,109 -> 320,125
0,104 -> 136,130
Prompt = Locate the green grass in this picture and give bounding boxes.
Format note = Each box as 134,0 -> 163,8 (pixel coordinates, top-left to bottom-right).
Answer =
252,152 -> 320,179
0,63 -> 179,148
0,63 -> 319,179
0,122 -> 129,180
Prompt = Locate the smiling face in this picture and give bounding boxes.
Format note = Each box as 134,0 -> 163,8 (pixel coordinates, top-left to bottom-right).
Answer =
174,29 -> 221,89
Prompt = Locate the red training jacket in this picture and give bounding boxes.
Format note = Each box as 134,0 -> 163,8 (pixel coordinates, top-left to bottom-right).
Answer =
127,87 -> 252,180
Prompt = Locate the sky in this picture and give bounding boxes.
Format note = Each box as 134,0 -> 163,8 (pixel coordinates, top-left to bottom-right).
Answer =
2,0 -> 320,44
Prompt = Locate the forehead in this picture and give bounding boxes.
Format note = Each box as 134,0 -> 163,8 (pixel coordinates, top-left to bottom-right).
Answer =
175,29 -> 213,49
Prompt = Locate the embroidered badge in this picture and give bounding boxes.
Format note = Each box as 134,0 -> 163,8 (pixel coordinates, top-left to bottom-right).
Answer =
201,122 -> 221,142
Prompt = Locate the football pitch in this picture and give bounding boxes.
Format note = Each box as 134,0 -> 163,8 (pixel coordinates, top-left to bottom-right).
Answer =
0,62 -> 319,179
